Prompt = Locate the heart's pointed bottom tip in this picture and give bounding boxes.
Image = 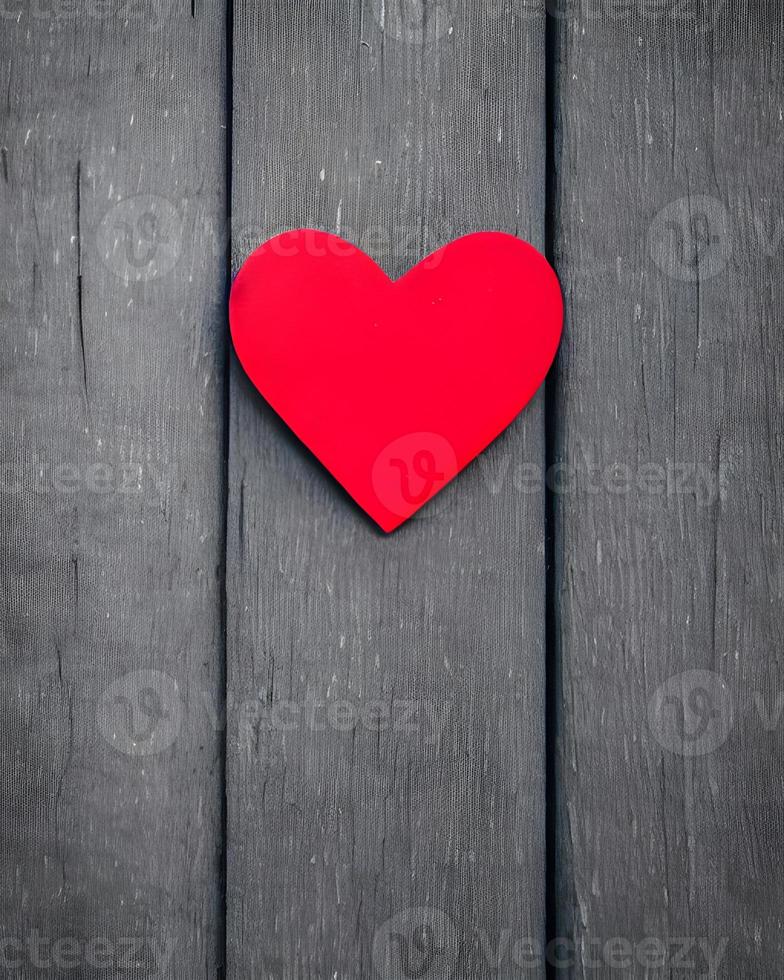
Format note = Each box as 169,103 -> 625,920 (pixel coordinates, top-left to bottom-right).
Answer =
374,515 -> 405,534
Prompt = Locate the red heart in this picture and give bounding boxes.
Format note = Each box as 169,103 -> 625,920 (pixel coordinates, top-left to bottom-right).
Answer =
229,230 -> 563,532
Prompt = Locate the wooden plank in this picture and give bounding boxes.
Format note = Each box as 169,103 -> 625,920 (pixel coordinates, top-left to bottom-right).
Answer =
550,3 -> 784,974
227,1 -> 548,975
0,2 -> 227,974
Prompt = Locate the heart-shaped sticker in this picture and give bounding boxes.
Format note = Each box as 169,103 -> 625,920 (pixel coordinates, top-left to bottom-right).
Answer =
230,230 -> 563,532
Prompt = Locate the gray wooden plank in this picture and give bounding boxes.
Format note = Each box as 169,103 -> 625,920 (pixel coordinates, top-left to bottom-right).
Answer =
227,1 -> 548,976
550,3 -> 784,975
0,2 -> 227,976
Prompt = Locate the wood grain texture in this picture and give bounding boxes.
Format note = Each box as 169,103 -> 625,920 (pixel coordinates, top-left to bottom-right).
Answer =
227,1 -> 548,976
0,2 -> 227,975
550,2 -> 784,975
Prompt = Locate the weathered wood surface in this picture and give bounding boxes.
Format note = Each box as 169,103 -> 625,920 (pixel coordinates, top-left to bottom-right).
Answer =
227,1 -> 548,976
0,2 -> 227,976
550,3 -> 784,976
3,1 -> 782,977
